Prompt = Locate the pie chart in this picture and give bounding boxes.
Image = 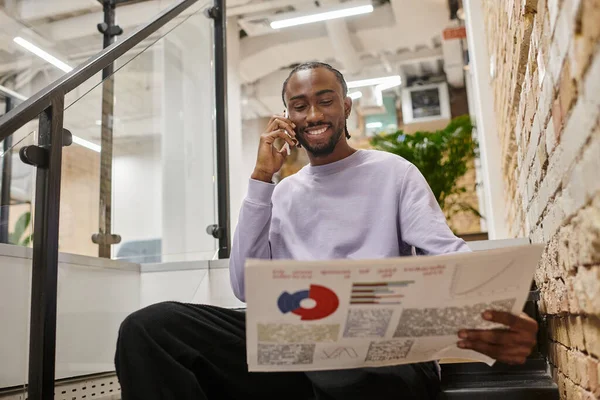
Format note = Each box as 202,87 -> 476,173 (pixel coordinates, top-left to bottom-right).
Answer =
277,284 -> 339,321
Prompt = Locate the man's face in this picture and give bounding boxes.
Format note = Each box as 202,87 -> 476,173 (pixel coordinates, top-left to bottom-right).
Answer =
284,68 -> 352,156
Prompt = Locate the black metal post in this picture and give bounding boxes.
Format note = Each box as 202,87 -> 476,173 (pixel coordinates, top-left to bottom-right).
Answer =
27,96 -> 65,400
210,0 -> 231,258
0,97 -> 13,243
92,0 -> 122,257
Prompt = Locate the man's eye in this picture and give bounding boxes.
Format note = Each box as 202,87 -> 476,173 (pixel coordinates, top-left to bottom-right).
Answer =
320,100 -> 333,106
293,105 -> 306,111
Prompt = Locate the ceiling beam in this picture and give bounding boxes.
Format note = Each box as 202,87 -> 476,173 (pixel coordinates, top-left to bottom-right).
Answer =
229,0 -> 313,17
17,0 -> 99,22
326,19 -> 362,75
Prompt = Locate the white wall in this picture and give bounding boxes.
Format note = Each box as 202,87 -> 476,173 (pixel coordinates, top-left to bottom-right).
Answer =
112,140 -> 163,257
241,117 -> 269,187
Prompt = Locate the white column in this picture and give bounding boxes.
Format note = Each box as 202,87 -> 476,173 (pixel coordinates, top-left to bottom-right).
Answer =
227,17 -> 244,234
464,0 -> 509,239
465,66 -> 488,233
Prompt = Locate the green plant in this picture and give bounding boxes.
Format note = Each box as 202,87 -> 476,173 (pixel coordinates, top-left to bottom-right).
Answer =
9,211 -> 33,246
370,115 -> 483,222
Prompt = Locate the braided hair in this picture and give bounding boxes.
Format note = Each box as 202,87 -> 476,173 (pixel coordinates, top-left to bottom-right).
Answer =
281,62 -> 351,140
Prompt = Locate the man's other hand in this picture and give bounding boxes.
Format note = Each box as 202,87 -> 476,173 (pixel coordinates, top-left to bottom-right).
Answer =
457,310 -> 538,365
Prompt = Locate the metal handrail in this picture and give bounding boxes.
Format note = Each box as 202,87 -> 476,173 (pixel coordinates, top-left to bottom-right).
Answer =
0,0 -> 198,138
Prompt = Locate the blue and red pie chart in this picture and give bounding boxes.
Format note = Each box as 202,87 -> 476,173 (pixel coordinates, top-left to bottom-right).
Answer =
277,285 -> 339,321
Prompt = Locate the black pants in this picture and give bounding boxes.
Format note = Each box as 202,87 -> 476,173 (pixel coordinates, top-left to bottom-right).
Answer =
115,302 -> 440,400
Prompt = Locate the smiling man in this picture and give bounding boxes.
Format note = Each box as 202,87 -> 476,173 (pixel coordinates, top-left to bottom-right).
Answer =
114,62 -> 538,400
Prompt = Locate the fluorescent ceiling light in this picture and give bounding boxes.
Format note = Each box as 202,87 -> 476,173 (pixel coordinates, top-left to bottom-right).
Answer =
13,37 -> 73,73
375,77 -> 402,92
72,136 -> 101,153
6,88 -> 100,153
347,75 -> 402,89
349,91 -> 362,100
0,84 -> 28,101
271,4 -> 374,29
366,122 -> 383,129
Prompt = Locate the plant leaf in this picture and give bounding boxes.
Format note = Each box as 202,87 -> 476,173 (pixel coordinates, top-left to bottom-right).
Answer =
21,234 -> 33,247
11,211 -> 31,245
370,116 -> 479,222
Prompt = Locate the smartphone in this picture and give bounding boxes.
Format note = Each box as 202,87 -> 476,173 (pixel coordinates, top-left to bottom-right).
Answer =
283,109 -> 291,155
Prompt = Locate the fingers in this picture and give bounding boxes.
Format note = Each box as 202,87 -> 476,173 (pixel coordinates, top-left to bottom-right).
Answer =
261,129 -> 296,148
455,311 -> 538,365
267,115 -> 296,140
458,328 -> 536,347
457,339 -> 531,365
279,143 -> 291,156
483,310 -> 538,333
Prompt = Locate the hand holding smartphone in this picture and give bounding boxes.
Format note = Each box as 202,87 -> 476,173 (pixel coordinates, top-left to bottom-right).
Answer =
251,111 -> 297,183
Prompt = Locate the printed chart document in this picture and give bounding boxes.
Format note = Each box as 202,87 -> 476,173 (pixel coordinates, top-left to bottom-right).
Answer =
245,244 -> 543,372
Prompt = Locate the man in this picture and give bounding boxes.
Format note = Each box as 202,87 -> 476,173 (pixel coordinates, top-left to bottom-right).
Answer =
115,62 -> 538,400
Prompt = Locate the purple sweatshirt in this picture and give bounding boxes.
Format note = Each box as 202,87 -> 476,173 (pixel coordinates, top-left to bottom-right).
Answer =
230,149 -> 470,301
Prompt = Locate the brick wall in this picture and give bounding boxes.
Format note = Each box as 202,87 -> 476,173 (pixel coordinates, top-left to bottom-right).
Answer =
482,0 -> 600,398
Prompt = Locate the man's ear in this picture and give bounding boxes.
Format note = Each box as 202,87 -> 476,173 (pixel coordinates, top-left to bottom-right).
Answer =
344,96 -> 353,119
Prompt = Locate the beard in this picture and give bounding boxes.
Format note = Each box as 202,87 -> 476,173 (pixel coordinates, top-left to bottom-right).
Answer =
296,124 -> 344,156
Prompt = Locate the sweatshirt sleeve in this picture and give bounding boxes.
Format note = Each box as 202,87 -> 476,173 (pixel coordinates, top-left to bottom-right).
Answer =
398,164 -> 471,255
229,179 -> 276,302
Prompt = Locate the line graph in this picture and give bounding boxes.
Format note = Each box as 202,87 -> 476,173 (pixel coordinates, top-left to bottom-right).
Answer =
449,259 -> 520,298
319,346 -> 359,360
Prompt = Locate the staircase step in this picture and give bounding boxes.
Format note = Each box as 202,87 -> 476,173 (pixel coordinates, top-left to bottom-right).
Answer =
439,376 -> 559,400
438,356 -> 559,400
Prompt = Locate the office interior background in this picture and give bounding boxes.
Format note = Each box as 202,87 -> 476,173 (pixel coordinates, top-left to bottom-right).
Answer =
0,0 -> 599,398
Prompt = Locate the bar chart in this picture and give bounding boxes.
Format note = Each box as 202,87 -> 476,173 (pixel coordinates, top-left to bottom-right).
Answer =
350,281 -> 414,305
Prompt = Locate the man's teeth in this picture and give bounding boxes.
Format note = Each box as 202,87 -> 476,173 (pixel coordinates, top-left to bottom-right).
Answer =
306,126 -> 328,135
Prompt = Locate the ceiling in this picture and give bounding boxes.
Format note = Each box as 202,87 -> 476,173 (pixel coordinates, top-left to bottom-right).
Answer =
0,0 -> 465,136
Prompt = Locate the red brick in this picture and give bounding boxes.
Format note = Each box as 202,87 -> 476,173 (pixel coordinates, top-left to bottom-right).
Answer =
548,0 -> 561,33
586,356 -> 599,394
556,370 -> 564,397
559,343 -> 570,371
559,60 -> 578,118
568,316 -> 586,351
549,341 -> 558,365
570,203 -> 600,267
560,140 -> 600,218
567,350 -> 580,386
545,112 -> 558,153
538,73 -> 555,129
565,374 -> 578,399
522,0 -> 538,14
558,225 -> 575,271
597,362 -> 600,397
566,277 -> 583,313
555,317 -> 574,347
583,316 -> 600,358
552,96 -> 564,138
578,386 -> 596,400
573,267 -> 600,314
573,0 -> 600,79
556,2 -> 573,60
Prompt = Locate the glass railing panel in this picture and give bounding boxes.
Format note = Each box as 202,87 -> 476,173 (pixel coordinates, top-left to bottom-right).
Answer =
0,127 -> 36,396
60,0 -> 215,261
